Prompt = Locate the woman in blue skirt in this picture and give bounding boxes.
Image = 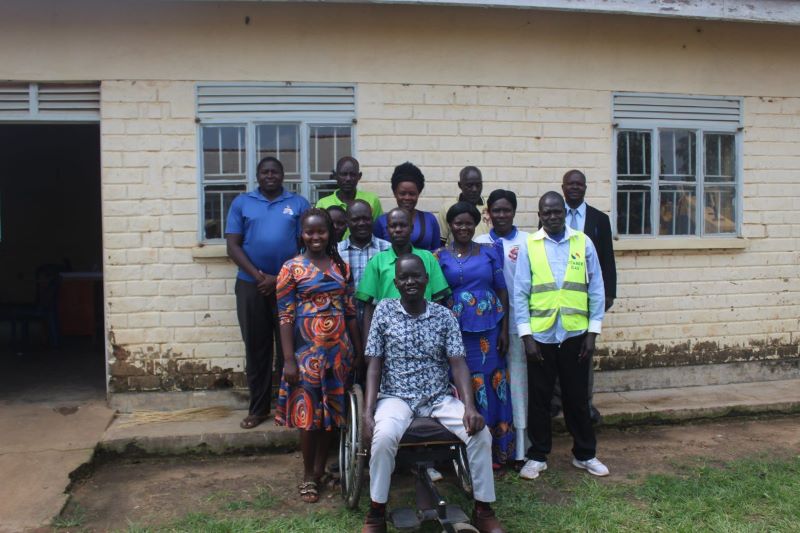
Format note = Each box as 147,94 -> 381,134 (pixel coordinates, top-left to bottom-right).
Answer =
436,201 -> 513,467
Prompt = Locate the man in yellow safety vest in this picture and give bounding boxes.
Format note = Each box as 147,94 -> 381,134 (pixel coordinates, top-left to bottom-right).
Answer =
512,191 -> 609,480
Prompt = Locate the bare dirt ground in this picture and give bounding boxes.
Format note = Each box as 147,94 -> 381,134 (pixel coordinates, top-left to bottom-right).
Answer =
47,415 -> 800,532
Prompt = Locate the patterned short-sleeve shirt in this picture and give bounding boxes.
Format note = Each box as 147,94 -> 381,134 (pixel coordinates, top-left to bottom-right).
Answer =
365,299 -> 466,414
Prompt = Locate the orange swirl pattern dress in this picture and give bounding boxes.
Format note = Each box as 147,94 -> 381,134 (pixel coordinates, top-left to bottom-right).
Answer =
274,256 -> 356,430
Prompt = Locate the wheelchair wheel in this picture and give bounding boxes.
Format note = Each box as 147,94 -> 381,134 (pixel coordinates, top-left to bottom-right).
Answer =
451,444 -> 473,496
339,384 -> 365,509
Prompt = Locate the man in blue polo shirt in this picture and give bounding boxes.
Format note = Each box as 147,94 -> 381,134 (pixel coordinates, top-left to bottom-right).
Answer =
226,156 -> 310,429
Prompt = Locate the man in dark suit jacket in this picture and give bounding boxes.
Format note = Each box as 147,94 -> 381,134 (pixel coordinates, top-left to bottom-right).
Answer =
555,169 -> 617,423
562,171 -> 617,310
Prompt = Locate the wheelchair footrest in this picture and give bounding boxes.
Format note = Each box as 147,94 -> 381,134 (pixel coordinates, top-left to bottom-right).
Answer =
443,504 -> 470,524
389,507 -> 421,530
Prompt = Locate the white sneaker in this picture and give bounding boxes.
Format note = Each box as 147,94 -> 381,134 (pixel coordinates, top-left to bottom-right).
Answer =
572,457 -> 609,477
519,459 -> 547,480
426,467 -> 443,482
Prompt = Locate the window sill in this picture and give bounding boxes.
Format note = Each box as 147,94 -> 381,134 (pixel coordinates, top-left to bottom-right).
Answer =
191,244 -> 230,259
614,237 -> 747,251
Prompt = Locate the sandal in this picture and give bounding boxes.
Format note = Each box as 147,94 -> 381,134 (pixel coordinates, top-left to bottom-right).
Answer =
299,481 -> 319,503
240,414 -> 269,430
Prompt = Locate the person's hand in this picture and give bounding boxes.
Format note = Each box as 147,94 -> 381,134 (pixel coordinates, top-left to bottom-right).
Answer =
463,407 -> 486,436
362,412 -> 375,448
497,329 -> 509,357
604,298 -> 615,312
256,271 -> 277,296
579,333 -> 596,362
283,359 -> 300,385
523,335 -> 542,363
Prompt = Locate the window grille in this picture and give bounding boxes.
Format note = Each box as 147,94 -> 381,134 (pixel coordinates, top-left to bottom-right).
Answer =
196,83 -> 356,241
613,93 -> 741,238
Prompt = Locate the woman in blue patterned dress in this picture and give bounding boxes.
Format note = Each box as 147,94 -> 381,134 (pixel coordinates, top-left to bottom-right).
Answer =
436,201 -> 514,467
275,208 -> 363,503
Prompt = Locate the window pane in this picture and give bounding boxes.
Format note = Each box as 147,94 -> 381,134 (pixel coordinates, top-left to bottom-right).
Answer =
617,130 -> 651,180
659,185 -> 696,235
704,133 -> 735,182
704,186 -> 736,234
204,184 -> 246,239
256,124 -> 300,179
202,126 -> 246,181
616,184 -> 651,235
311,182 -> 338,204
660,130 -> 696,182
309,125 -> 352,181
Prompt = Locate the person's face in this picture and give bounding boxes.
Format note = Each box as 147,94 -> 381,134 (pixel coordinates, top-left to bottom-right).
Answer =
449,212 -> 476,245
336,160 -> 361,194
301,215 -> 330,253
256,160 -> 284,194
387,210 -> 412,248
539,196 -> 566,235
488,198 -> 515,235
394,181 -> 420,211
347,203 -> 373,242
562,172 -> 587,206
394,258 -> 428,301
329,210 -> 347,242
458,170 -> 483,205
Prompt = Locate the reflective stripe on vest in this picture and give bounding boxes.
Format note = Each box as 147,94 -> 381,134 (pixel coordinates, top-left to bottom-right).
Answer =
527,232 -> 589,333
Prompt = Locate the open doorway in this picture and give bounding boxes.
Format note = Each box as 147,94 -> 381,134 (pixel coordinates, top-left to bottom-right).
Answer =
0,124 -> 104,402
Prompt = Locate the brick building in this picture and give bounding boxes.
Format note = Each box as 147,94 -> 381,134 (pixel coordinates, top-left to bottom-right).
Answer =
1,0 -> 798,409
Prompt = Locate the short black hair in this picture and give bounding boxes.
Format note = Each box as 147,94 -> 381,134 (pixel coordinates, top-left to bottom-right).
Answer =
386,206 -> 412,224
459,165 -> 482,181
346,199 -> 372,216
336,156 -> 360,173
326,205 -> 346,216
390,162 -> 425,193
446,201 -> 481,225
562,169 -> 586,183
487,189 -> 518,210
256,156 -> 284,174
539,191 -> 565,210
395,253 -> 425,273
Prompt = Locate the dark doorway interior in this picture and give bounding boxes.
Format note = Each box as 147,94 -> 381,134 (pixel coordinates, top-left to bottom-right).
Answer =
0,124 -> 104,403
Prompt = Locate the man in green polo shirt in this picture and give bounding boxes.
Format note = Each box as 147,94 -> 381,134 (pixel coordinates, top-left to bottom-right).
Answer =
316,156 -> 383,224
357,208 -> 450,336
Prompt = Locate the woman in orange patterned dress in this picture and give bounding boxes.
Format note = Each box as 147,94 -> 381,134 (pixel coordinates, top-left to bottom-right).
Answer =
275,208 -> 363,503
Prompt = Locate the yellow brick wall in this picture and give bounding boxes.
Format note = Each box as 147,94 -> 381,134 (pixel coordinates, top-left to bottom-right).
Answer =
102,81 -> 244,391
102,80 -> 800,391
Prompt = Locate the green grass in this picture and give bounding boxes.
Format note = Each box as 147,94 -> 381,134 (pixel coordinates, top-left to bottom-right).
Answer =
223,486 -> 279,512
121,455 -> 800,533
52,503 -> 87,529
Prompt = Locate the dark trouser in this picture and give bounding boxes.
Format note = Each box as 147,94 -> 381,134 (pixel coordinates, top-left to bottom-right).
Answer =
551,361 -> 596,414
235,278 -> 280,416
527,334 -> 596,462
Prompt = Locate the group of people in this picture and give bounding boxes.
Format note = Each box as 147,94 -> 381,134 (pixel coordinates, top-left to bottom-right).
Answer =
225,155 -> 617,533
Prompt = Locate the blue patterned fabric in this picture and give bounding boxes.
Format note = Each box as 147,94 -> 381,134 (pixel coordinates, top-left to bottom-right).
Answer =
435,244 -> 505,333
365,299 -> 465,414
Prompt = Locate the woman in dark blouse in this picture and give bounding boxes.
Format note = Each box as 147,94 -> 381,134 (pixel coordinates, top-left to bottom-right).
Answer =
373,162 -> 441,251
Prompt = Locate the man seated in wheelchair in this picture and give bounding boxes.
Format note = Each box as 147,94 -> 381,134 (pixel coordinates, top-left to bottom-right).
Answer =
361,253 -> 506,533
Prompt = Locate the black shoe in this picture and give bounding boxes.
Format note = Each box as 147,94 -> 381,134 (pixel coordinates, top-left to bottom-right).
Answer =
589,406 -> 603,425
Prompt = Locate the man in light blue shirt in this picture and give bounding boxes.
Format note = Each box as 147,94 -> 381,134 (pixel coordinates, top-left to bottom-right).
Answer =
513,191 -> 609,480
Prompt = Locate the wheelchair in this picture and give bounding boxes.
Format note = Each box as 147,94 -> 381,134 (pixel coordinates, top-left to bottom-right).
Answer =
339,384 -> 479,532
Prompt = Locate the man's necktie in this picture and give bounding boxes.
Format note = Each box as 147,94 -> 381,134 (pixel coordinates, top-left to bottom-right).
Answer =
569,209 -> 579,230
